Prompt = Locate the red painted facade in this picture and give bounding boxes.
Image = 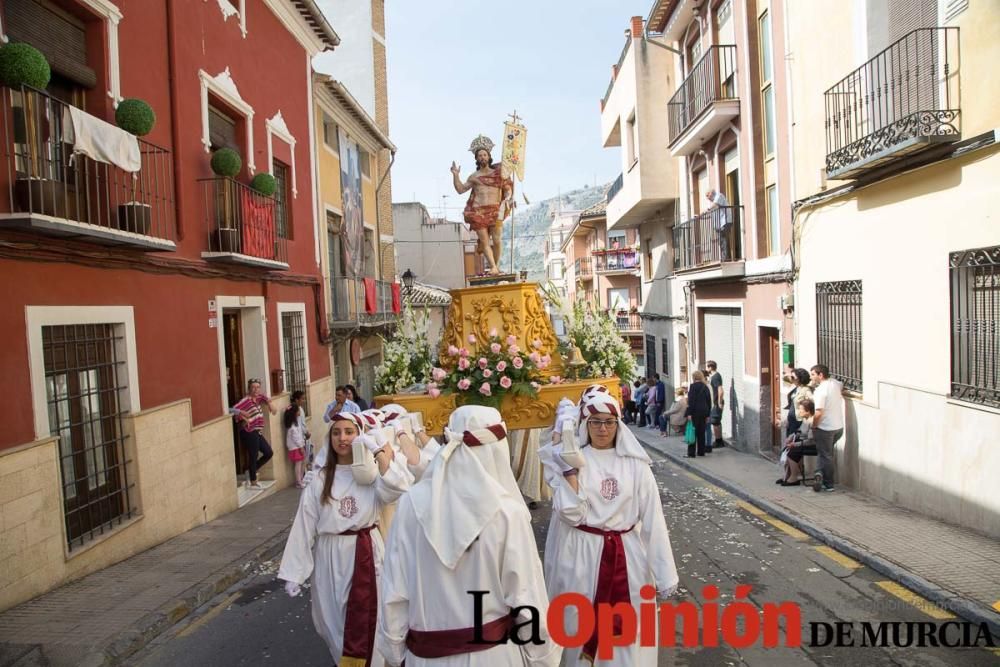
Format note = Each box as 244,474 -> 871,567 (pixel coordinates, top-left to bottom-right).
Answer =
0,0 -> 334,448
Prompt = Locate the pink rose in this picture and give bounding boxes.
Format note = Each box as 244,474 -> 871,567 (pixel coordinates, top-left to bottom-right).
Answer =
490,343 -> 502,354
478,357 -> 489,369
479,382 -> 492,396
506,335 -> 517,346
431,367 -> 447,382
532,339 -> 543,349
489,328 -> 498,337
459,347 -> 470,357
468,334 -> 477,343
496,361 -> 507,372
528,351 -> 541,364
539,354 -> 552,369
457,378 -> 472,391
458,357 -> 470,370
549,376 -> 563,384
512,356 -> 524,369
428,386 -> 441,398
447,345 -> 459,357
508,344 -> 520,355
483,369 -> 493,378
500,376 -> 512,389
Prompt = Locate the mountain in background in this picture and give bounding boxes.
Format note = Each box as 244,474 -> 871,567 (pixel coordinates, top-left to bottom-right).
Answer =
503,183 -> 609,281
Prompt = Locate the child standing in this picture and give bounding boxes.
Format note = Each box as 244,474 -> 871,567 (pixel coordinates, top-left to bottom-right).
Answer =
284,391 -> 309,488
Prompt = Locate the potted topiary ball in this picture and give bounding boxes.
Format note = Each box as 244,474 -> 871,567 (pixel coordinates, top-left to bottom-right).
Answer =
210,148 -> 242,252
0,42 -> 50,89
115,98 -> 156,136
250,173 -> 276,197
210,147 -> 242,178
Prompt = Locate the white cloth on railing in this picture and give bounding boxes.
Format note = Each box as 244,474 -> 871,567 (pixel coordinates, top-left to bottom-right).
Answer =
62,106 -> 141,173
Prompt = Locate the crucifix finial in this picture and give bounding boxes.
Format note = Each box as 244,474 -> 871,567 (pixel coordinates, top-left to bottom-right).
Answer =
507,109 -> 522,125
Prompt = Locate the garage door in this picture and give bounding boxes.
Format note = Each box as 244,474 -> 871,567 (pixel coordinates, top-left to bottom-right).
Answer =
703,308 -> 744,444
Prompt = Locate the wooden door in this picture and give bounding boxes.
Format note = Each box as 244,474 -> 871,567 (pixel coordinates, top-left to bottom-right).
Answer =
223,311 -> 248,475
760,327 -> 782,456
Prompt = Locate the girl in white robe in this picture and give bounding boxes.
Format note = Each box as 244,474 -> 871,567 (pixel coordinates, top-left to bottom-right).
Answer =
279,413 -> 410,666
547,393 -> 679,667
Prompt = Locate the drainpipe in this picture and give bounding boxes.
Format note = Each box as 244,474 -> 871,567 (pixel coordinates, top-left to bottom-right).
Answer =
374,149 -> 396,281
165,0 -> 185,241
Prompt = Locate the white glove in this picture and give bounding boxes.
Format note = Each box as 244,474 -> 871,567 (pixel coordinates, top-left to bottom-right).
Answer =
408,414 -> 425,434
284,581 -> 302,598
360,433 -> 383,454
559,420 -> 586,470
386,419 -> 407,435
351,437 -> 379,485
301,469 -> 316,487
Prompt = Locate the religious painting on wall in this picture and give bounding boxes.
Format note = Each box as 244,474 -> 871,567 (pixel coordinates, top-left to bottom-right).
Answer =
338,128 -> 364,278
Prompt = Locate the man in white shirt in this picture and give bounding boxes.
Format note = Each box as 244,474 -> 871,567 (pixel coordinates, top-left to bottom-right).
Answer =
323,385 -> 361,423
810,364 -> 844,492
705,189 -> 733,261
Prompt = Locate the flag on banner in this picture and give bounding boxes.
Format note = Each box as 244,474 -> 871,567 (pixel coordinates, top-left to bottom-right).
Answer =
501,122 -> 526,181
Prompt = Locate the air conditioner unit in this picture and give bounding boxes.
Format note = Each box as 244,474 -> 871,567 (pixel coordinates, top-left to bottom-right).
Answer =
780,293 -> 795,310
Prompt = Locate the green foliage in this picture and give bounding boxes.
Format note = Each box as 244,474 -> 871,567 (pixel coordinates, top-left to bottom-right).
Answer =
250,173 -> 277,196
435,331 -> 545,409
115,98 -> 156,136
374,303 -> 434,395
0,43 -> 50,89
210,148 -> 242,178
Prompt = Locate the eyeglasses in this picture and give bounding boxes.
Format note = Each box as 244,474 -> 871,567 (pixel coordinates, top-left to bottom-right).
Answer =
588,419 -> 618,430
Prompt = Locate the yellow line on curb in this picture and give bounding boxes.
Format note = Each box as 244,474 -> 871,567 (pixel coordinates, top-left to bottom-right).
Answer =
814,545 -> 862,569
761,516 -> 809,540
683,471 -> 729,496
736,500 -> 766,516
177,591 -> 241,638
993,600 -> 1000,613
875,581 -> 955,620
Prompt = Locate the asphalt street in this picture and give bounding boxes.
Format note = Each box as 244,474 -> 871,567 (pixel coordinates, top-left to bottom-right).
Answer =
135,447 -> 998,666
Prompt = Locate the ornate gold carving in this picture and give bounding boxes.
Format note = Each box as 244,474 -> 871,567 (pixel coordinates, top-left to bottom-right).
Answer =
503,393 -> 555,424
522,288 -> 563,375
438,300 -> 464,367
463,296 -> 521,348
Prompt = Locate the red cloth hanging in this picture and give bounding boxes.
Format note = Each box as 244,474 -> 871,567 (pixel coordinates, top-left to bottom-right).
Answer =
363,278 -> 377,314
391,283 -> 402,314
239,191 -> 276,259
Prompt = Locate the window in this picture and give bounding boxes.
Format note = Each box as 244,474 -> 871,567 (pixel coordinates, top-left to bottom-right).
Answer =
549,259 -> 564,280
5,0 -> 98,99
645,335 -> 657,379
209,105 -> 239,152
950,246 -> 999,408
608,231 -> 626,249
662,339 -> 670,376
758,10 -> 776,158
626,111 -> 637,166
608,288 -> 630,312
360,150 -> 371,178
816,281 -> 863,393
766,185 -> 780,256
273,160 -> 290,239
281,310 -> 308,406
644,238 -> 653,281
363,227 -> 376,277
323,114 -> 338,150
43,324 -> 133,550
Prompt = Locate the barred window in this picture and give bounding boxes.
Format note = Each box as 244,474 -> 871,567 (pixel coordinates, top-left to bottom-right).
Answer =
816,281 -> 863,392
281,311 -> 308,407
950,246 -> 999,408
43,324 -> 133,550
662,339 -> 670,376
645,334 -> 656,379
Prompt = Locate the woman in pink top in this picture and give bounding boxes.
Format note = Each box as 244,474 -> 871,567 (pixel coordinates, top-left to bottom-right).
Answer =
230,378 -> 277,488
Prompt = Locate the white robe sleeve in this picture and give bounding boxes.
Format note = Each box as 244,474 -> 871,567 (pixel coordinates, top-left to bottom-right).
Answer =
376,461 -> 409,505
552,474 -> 589,526
637,463 -> 679,596
376,497 -> 412,666
407,437 -> 441,481
502,508 -> 563,666
277,484 -> 321,585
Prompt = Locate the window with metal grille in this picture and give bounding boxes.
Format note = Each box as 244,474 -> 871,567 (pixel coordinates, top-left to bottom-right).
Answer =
273,160 -> 290,239
662,339 -> 670,376
323,114 -> 338,150
43,324 -> 133,550
816,281 -> 863,393
281,311 -> 308,407
950,246 -> 999,409
645,334 -> 656,379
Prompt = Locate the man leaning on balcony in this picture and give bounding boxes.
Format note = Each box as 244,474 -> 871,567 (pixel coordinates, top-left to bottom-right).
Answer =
705,190 -> 733,262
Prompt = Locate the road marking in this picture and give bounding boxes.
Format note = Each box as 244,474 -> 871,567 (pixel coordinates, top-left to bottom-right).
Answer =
760,516 -> 809,540
875,581 -> 955,620
736,500 -> 766,516
993,600 -> 1000,613
176,591 -> 241,638
813,545 -> 862,569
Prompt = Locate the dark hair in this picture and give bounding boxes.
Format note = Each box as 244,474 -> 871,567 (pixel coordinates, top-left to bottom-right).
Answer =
291,390 -> 305,403
654,373 -> 661,380
799,398 -> 816,415
335,385 -> 347,393
706,361 -> 717,371
810,364 -> 830,379
345,384 -> 359,399
633,380 -> 641,387
283,403 -> 300,430
793,368 -> 810,386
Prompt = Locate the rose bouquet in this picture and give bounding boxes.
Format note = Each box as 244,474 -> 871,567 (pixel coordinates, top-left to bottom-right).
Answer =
429,330 -> 547,408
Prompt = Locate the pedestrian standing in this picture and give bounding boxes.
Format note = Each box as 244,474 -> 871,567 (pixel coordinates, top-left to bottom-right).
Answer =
653,373 -> 666,430
346,384 -> 369,411
810,364 -> 844,492
278,412 -> 409,666
706,361 -> 728,448
324,385 -> 360,423
621,380 -> 633,424
643,377 -> 659,428
634,379 -> 648,427
284,391 -> 308,488
230,378 -> 277,489
784,369 -> 813,439
685,371 -> 712,457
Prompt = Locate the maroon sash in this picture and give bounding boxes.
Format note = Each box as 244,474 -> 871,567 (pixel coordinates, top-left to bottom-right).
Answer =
340,525 -> 377,667
575,524 -> 635,662
405,613 -> 513,659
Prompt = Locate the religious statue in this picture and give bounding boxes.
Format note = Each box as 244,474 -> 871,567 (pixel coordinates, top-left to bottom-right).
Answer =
450,135 -> 513,276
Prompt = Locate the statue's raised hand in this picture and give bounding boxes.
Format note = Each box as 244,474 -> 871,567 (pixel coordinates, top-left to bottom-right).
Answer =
450,161 -> 460,175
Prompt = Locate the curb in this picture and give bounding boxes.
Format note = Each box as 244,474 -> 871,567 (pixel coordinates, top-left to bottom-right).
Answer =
98,527 -> 292,666
638,434 -> 1000,637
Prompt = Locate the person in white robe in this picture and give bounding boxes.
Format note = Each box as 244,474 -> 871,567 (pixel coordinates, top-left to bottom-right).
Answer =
376,406 -> 562,667
278,412 -> 410,666
548,392 -> 679,666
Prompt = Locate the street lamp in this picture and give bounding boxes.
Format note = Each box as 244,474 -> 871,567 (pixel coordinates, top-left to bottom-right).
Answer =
401,268 -> 415,298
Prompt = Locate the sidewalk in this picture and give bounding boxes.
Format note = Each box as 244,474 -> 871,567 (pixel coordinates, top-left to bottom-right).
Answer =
630,425 -> 1000,633
0,487 -> 300,667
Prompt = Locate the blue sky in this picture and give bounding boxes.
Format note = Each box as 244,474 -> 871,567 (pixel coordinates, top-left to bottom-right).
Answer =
385,0 -> 652,217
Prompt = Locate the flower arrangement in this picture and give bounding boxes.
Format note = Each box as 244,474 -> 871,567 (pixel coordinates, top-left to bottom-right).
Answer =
373,303 -> 434,395
432,330 -> 547,408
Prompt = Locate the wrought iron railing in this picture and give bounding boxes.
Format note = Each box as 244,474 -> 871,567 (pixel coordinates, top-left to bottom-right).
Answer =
607,172 -> 624,202
816,280 -> 863,393
614,311 -> 642,332
575,256 -> 593,279
595,248 -> 639,272
672,205 -> 743,271
1,86 -> 174,241
668,45 -> 738,144
201,177 -> 287,264
330,275 -> 397,328
949,246 -> 999,408
824,28 -> 960,177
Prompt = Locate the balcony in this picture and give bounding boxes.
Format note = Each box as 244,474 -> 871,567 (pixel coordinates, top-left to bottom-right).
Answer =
667,45 -> 739,157
607,173 -> 624,202
824,28 -> 960,180
672,206 -> 744,274
200,178 -> 288,269
594,248 -> 640,275
574,256 -> 593,281
613,310 -> 642,333
329,276 -> 398,331
0,87 -> 175,250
